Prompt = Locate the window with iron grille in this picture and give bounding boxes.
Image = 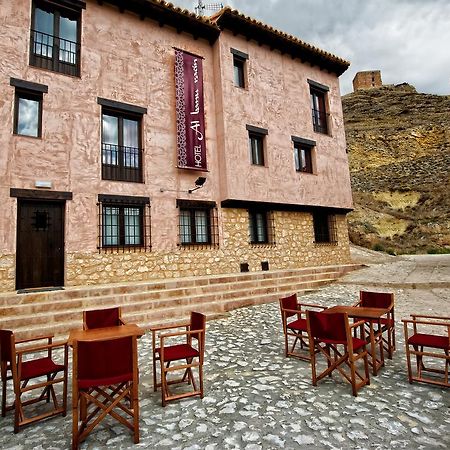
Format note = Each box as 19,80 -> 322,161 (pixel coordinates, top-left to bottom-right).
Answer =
30,0 -> 84,77
309,80 -> 329,135
249,210 -> 275,245
101,108 -> 143,183
98,195 -> 151,253
313,212 -> 337,244
177,200 -> 218,249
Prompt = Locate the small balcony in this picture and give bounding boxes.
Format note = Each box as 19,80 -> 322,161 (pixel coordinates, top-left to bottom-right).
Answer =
311,108 -> 330,135
102,143 -> 143,183
30,29 -> 80,77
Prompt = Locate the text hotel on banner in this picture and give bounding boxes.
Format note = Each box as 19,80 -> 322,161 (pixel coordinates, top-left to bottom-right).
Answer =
175,49 -> 207,170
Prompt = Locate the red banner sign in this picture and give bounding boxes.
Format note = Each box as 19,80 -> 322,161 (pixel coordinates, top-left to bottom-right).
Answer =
175,49 -> 207,170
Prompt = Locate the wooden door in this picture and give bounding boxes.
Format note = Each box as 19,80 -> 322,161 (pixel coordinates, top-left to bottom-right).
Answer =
16,200 -> 65,290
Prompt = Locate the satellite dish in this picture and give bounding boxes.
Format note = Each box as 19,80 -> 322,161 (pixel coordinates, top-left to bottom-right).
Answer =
195,0 -> 224,17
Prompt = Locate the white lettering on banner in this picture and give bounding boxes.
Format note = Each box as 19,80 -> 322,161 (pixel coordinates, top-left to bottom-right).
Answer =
190,120 -> 204,141
192,58 -> 199,83
194,145 -> 202,167
190,88 -> 200,115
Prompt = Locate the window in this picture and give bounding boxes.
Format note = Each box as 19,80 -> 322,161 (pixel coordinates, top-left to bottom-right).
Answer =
249,210 -> 275,245
30,0 -> 84,76
246,125 -> 268,166
292,136 -> 316,174
313,212 -> 337,244
11,78 -> 48,138
231,48 -> 248,88
177,200 -> 218,248
99,98 -> 147,183
98,195 -> 150,252
308,80 -> 329,134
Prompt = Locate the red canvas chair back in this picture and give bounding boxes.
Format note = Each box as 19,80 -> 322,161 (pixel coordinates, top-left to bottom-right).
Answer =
76,337 -> 133,388
72,335 -> 139,448
360,291 -> 393,309
279,294 -> 298,319
83,307 -> 122,330
308,311 -> 348,343
190,311 -> 206,350
0,330 -> 13,364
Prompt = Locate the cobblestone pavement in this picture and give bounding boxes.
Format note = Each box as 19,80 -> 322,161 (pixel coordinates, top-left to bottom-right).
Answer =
1,255 -> 449,449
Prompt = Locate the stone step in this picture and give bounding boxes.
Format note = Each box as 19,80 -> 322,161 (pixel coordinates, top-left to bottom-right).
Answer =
1,264 -> 363,339
0,264 -> 360,306
0,277 -> 330,330
0,271 -> 339,316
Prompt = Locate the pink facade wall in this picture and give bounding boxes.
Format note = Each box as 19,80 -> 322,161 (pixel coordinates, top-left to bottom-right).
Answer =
215,31 -> 352,209
0,0 -> 352,290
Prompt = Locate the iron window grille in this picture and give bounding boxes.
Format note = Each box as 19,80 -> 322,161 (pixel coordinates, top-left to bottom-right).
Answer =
29,1 -> 82,77
249,210 -> 275,246
313,212 -> 337,244
101,110 -> 144,183
310,88 -> 329,134
177,200 -> 219,249
98,196 -> 151,253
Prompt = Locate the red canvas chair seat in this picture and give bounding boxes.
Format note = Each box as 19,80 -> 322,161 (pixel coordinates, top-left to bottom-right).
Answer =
279,294 -> 326,361
403,314 -> 449,388
0,330 -> 68,433
355,291 -> 396,359
408,333 -> 449,350
20,357 -> 65,380
152,312 -> 206,406
72,335 -> 139,449
306,311 -> 370,396
155,343 -> 200,362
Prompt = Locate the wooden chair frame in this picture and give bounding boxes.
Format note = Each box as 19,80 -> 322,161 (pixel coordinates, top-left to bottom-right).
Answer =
354,291 -> 395,359
72,335 -> 139,449
151,312 -> 205,406
306,311 -> 370,396
279,294 -> 326,361
0,331 -> 68,433
402,314 -> 449,388
82,306 -> 125,330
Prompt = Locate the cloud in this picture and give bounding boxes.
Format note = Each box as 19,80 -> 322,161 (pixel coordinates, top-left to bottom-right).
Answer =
175,0 -> 450,95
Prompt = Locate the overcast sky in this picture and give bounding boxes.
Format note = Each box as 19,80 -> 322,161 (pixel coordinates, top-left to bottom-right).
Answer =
171,0 -> 450,95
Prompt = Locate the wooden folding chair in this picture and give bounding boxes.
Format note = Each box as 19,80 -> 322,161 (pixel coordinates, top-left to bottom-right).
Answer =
151,312 -> 206,406
402,314 -> 449,388
306,311 -> 370,396
354,291 -> 395,359
83,306 -> 125,330
279,293 -> 326,361
0,329 -> 68,433
72,335 -> 139,449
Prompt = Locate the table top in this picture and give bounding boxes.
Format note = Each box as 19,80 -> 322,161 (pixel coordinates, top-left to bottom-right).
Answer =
325,305 -> 389,320
68,323 -> 144,345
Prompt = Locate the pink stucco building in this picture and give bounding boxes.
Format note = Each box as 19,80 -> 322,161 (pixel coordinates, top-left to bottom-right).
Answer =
0,0 -> 352,293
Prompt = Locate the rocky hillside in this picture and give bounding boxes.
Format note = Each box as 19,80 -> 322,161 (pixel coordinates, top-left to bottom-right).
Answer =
342,84 -> 450,254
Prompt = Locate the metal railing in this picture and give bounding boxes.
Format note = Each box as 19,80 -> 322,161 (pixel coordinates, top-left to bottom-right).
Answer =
30,29 -> 80,76
311,108 -> 330,135
101,143 -> 143,183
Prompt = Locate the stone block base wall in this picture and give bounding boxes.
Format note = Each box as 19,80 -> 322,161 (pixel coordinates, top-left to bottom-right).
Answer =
0,210 -> 351,292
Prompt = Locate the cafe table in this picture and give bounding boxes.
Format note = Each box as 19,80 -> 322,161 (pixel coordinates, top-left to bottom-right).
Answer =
324,305 -> 390,375
68,323 -> 145,345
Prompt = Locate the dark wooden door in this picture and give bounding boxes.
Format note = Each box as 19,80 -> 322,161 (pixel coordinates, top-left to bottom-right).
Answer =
16,200 -> 65,290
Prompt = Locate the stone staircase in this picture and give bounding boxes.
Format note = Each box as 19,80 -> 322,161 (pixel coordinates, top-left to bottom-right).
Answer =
0,264 -> 363,339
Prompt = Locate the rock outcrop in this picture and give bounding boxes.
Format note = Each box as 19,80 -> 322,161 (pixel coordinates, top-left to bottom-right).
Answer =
342,84 -> 450,254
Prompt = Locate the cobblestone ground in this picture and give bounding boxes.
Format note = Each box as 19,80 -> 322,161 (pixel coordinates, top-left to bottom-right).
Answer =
1,273 -> 449,449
